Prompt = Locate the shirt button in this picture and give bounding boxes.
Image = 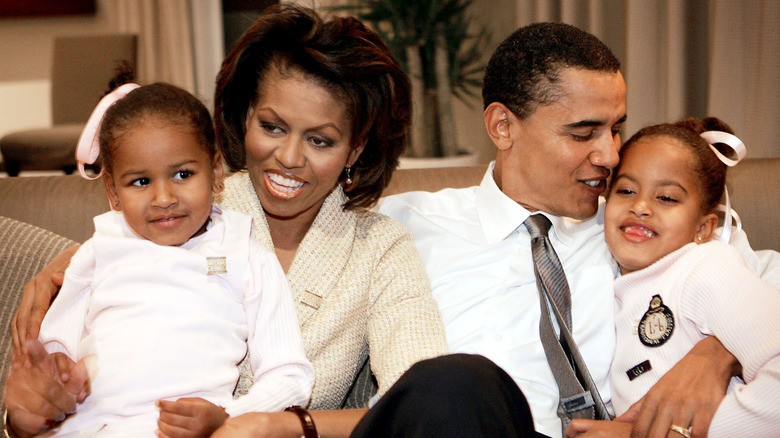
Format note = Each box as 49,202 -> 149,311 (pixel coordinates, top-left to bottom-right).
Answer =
494,334 -> 502,341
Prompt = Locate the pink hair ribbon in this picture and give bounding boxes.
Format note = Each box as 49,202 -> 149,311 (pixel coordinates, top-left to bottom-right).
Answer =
700,130 -> 747,243
76,83 -> 141,180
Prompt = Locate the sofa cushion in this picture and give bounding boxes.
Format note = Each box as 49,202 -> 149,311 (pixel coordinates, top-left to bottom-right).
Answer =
0,217 -> 77,408
0,174 -> 109,243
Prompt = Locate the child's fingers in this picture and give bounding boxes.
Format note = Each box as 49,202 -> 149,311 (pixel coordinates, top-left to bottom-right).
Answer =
156,418 -> 193,438
51,352 -> 76,382
24,339 -> 62,389
157,399 -> 193,416
66,357 -> 92,402
157,398 -> 227,437
157,405 -> 190,426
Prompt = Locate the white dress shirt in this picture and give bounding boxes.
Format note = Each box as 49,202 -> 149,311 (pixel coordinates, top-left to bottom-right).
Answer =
380,163 -> 618,438
39,207 -> 314,436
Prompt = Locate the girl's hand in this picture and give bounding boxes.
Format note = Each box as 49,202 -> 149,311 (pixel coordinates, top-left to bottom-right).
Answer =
5,340 -> 87,437
156,397 -> 228,438
566,419 -> 632,437
12,245 -> 79,358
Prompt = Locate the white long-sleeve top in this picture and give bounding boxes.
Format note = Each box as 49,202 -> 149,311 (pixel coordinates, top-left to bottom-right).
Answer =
611,241 -> 780,437
39,208 -> 314,436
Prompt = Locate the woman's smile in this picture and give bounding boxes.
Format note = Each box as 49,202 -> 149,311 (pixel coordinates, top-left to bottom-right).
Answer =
264,171 -> 307,199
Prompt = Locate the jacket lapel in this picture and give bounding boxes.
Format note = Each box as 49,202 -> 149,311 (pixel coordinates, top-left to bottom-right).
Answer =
286,187 -> 356,325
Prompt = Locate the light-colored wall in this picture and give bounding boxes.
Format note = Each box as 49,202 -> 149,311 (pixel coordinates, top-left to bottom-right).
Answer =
0,0 -> 119,137
1,0 -> 776,162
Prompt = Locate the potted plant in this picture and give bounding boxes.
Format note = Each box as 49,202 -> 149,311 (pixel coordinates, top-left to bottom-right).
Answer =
334,0 -> 490,161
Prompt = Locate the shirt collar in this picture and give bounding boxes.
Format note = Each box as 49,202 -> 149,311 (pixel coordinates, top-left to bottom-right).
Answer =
476,161 -> 577,246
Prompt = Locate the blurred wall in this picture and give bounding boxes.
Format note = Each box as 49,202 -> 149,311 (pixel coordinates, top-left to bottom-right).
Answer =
1,0 -> 777,161
0,0 -> 119,138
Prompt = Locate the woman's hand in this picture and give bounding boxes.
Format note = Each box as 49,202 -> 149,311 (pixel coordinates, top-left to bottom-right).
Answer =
566,419 -> 633,437
211,408 -> 367,438
156,398 -> 229,438
622,336 -> 736,438
12,245 -> 79,357
211,411 -> 300,438
4,339 -> 89,437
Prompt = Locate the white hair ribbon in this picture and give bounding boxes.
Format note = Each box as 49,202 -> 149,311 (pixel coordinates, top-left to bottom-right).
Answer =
700,130 -> 746,243
76,83 -> 141,180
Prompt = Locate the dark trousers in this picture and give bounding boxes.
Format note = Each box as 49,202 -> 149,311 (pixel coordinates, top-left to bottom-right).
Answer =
351,354 -> 546,438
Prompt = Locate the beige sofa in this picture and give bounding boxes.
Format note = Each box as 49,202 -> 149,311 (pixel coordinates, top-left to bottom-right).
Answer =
1,160 -> 778,413
2,160 -> 778,248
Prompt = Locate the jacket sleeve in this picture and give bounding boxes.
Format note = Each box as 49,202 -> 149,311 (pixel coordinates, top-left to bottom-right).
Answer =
365,219 -> 449,396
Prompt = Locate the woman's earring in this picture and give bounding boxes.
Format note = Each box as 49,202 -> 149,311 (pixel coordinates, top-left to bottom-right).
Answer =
344,166 -> 353,185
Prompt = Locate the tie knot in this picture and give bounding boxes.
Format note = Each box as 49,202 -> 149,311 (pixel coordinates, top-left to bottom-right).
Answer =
524,214 -> 552,238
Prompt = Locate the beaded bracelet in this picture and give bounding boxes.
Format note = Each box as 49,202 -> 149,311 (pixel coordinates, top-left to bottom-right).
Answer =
284,405 -> 319,438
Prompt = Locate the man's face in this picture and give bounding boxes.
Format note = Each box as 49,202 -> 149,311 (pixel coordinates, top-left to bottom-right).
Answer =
497,68 -> 627,219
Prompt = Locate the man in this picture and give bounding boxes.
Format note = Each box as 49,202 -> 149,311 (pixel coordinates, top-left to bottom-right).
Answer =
375,22 -> 762,438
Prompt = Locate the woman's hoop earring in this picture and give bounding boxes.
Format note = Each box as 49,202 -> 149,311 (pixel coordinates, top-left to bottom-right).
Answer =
344,166 -> 353,185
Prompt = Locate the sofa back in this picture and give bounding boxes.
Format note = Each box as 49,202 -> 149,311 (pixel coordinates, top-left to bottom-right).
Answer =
0,158 -> 778,250
384,160 -> 779,251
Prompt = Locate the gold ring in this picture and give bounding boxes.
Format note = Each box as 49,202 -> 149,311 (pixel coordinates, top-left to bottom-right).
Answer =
669,424 -> 691,438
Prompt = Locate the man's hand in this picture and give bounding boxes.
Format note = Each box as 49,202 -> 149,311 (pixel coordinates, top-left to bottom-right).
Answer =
567,419 -> 633,437
623,336 -> 736,438
4,339 -> 88,437
12,245 -> 79,357
156,397 -> 229,438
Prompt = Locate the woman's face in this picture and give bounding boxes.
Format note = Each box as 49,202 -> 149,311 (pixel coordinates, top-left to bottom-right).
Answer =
244,68 -> 363,223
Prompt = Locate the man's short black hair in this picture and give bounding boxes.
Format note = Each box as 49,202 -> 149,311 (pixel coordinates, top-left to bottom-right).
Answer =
482,22 -> 620,119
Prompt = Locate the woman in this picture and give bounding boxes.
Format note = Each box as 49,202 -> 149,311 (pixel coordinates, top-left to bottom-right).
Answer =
6,5 -> 447,437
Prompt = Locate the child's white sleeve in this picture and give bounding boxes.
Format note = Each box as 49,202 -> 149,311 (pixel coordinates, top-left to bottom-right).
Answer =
223,241 -> 314,416
684,244 -> 780,437
727,227 -> 780,287
38,240 -> 96,360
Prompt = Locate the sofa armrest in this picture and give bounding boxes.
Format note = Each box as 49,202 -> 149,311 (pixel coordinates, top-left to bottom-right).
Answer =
0,217 -> 77,409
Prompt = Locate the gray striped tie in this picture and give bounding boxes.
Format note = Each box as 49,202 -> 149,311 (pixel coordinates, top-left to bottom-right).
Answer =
525,214 -> 572,330
524,214 -> 609,434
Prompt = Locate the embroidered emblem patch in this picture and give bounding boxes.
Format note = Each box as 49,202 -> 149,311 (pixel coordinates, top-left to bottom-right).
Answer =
206,257 -> 227,275
638,294 -> 674,347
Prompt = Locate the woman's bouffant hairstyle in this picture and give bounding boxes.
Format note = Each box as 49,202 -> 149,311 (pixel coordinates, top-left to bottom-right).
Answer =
99,83 -> 217,174
617,117 -> 733,214
483,22 -> 620,119
214,4 -> 411,209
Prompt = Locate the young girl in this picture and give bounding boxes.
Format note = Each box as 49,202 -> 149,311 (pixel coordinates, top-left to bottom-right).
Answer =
568,118 -> 780,437
35,82 -> 314,436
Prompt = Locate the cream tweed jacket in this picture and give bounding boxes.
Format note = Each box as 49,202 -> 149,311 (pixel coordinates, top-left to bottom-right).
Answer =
217,172 -> 448,410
